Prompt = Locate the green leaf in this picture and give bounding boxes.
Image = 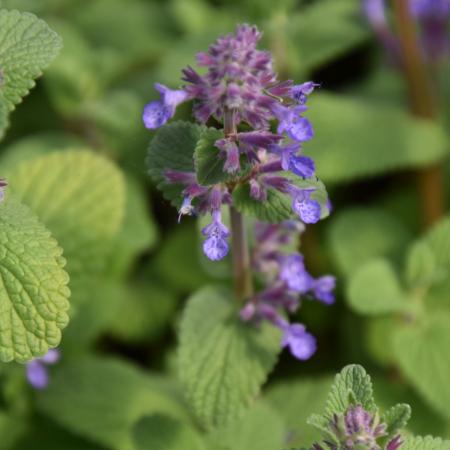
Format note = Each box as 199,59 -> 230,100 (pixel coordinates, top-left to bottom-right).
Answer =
405,241 -> 437,289
402,435 -> 450,450
147,121 -> 203,208
194,127 -> 230,185
6,150 -> 125,275
266,376 -> 333,447
394,314 -> 450,420
285,0 -> 370,74
109,283 -> 177,344
328,208 -> 411,277
206,402 -> 285,450
382,403 -> 411,439
133,415 -> 206,450
0,97 -> 8,141
178,286 -> 281,429
304,93 -> 448,184
0,196 -> 69,362
0,9 -> 62,111
232,176 -> 330,223
38,357 -> 190,450
348,259 -> 409,316
423,217 -> 450,269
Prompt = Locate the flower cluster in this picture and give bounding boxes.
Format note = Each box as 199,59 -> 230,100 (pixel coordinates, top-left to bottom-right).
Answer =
26,349 -> 60,390
0,179 -> 7,202
364,0 -> 450,63
143,24 -> 323,261
313,404 -> 403,450
143,24 -> 334,360
240,221 -> 335,360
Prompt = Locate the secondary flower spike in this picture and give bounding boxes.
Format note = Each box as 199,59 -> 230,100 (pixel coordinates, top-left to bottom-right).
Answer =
26,349 -> 60,390
144,24 -> 334,361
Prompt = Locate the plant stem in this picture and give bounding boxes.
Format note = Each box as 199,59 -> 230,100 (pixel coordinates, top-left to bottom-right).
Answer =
224,108 -> 253,301
393,0 -> 446,227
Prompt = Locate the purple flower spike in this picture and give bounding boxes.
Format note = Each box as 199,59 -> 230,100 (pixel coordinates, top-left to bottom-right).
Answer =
281,322 -> 317,360
26,349 -> 60,390
387,435 -> 404,450
202,210 -> 230,261
0,179 -> 7,202
313,276 -> 336,305
215,139 -> 241,173
290,82 -> 320,104
288,155 -> 316,178
286,116 -> 314,142
143,84 -> 190,129
279,254 -> 313,293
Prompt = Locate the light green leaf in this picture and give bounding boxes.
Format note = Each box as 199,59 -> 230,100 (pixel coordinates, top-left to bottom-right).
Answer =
206,402 -> 285,450
266,376 -> 333,447
233,177 -> 329,223
0,9 -> 62,111
402,435 -> 450,450
178,286 -> 281,429
304,93 -> 448,184
394,314 -> 450,420
38,357 -> 190,450
106,176 -> 158,278
194,127 -> 230,185
0,196 -> 69,362
133,415 -> 206,450
405,241 -> 437,289
6,150 -> 125,275
348,259 -> 409,316
423,217 -> 450,269
0,98 -> 8,141
328,208 -> 411,277
382,403 -> 411,439
147,121 -> 203,208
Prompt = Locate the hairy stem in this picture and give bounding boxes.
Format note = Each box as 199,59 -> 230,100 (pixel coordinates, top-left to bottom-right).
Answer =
224,108 -> 253,301
394,0 -> 446,227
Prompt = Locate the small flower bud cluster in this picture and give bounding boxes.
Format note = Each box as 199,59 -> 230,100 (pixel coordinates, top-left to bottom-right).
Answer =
240,221 -> 335,360
26,349 -> 60,390
143,24 -> 324,261
364,0 -> 450,63
0,179 -> 7,202
313,405 -> 403,450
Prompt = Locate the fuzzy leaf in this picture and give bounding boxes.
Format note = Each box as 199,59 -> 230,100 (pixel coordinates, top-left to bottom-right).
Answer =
6,150 -> 125,275
0,98 -> 8,140
304,94 -> 448,184
232,177 -> 329,223
348,259 -> 409,316
38,357 -> 189,450
0,196 -> 70,362
0,9 -> 62,111
206,403 -> 285,450
394,314 -> 450,420
328,208 -> 411,277
178,286 -> 281,429
402,436 -> 450,450
133,415 -> 206,450
147,121 -> 203,208
194,127 -> 230,185
382,403 -> 411,438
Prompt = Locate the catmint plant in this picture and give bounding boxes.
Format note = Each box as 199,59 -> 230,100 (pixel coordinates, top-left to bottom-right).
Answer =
364,0 -> 450,63
144,24 -> 334,359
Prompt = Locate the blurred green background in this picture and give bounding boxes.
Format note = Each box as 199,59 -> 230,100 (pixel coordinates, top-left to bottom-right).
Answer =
0,0 -> 450,448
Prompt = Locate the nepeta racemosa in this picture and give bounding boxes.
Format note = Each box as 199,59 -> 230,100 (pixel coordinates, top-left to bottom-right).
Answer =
364,0 -> 450,63
144,24 -> 334,360
26,349 -> 60,390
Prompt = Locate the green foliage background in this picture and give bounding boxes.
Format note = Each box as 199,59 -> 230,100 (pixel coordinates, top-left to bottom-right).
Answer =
0,0 -> 450,448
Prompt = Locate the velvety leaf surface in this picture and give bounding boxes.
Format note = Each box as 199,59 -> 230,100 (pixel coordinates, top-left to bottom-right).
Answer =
178,286 -> 281,429
0,196 -> 69,362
